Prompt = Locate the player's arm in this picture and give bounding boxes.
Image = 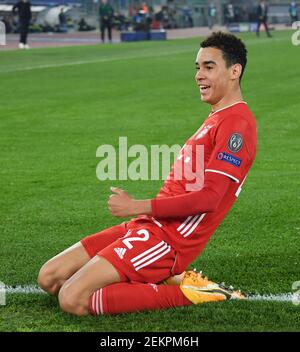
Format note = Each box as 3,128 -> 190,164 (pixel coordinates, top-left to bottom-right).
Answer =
108,172 -> 231,218
151,172 -> 231,218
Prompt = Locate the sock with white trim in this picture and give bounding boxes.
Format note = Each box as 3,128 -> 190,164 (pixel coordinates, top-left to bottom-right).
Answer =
89,282 -> 192,315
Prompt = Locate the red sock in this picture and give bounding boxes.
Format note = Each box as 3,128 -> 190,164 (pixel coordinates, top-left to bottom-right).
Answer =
89,282 -> 192,315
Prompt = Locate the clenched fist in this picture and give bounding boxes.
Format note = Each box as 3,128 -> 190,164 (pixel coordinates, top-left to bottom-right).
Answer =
107,187 -> 152,218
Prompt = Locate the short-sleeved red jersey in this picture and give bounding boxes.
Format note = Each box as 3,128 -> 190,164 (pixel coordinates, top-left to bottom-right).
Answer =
130,101 -> 257,274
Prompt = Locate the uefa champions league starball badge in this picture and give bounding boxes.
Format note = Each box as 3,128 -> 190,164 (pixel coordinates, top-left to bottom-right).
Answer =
228,133 -> 243,153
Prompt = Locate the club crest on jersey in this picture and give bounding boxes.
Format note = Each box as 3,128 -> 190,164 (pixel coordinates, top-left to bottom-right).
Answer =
228,133 -> 243,153
195,124 -> 212,140
217,152 -> 242,167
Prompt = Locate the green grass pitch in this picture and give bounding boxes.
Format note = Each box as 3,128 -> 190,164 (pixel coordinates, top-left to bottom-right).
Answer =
0,30 -> 300,332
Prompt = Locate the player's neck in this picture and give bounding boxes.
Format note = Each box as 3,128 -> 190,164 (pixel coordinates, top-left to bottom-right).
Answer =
211,91 -> 243,114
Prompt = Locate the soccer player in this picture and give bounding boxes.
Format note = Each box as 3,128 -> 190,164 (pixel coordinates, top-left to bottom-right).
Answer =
256,0 -> 272,38
99,0 -> 114,43
38,32 -> 257,316
12,0 -> 32,49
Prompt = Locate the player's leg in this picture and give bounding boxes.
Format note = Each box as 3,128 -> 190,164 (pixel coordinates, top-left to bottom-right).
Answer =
256,19 -> 261,36
107,22 -> 112,42
87,225 -> 244,315
37,223 -> 127,295
90,282 -> 192,315
57,225 -> 245,316
19,21 -> 25,45
23,22 -> 29,45
37,242 -> 90,296
58,224 -> 175,316
58,254 -> 122,316
263,20 -> 272,37
90,271 -> 246,315
100,22 -> 105,42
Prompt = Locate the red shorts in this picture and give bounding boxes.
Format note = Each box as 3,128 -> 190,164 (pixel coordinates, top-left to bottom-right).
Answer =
81,221 -> 176,284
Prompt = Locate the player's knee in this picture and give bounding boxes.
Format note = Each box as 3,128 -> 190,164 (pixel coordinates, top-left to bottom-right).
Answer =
58,286 -> 89,316
37,263 -> 59,295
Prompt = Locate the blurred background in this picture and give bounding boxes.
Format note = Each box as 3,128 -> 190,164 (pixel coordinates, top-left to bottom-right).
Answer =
0,0 -> 298,45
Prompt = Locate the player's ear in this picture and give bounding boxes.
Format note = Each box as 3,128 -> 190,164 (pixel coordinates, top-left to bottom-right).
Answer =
230,63 -> 242,81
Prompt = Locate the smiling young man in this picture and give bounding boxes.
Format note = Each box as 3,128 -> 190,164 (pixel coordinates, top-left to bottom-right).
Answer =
38,32 -> 257,316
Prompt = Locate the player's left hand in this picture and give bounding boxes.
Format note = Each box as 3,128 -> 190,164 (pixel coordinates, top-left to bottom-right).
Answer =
108,187 -> 136,217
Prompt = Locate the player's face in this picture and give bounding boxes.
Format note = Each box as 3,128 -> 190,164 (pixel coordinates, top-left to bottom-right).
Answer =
195,47 -> 233,106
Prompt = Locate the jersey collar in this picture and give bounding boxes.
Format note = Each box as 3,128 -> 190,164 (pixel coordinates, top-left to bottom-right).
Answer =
209,101 -> 247,117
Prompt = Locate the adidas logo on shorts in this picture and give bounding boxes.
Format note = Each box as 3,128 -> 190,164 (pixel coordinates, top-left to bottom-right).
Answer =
114,247 -> 127,259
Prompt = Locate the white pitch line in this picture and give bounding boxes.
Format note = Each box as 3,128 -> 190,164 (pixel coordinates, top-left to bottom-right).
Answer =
247,293 -> 300,303
3,285 -> 46,294
0,48 -> 194,74
2,285 -> 300,304
0,36 -> 287,74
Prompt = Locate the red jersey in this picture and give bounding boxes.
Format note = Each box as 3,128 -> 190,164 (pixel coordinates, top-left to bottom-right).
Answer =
131,101 -> 257,275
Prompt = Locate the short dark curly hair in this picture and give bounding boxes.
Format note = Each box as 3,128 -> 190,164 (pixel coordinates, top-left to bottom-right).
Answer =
200,31 -> 247,82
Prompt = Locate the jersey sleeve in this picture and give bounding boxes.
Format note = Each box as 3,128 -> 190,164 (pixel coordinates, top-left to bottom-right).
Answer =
205,115 -> 252,183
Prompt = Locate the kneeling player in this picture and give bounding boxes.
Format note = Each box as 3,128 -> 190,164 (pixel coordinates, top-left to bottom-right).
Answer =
38,32 -> 256,316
